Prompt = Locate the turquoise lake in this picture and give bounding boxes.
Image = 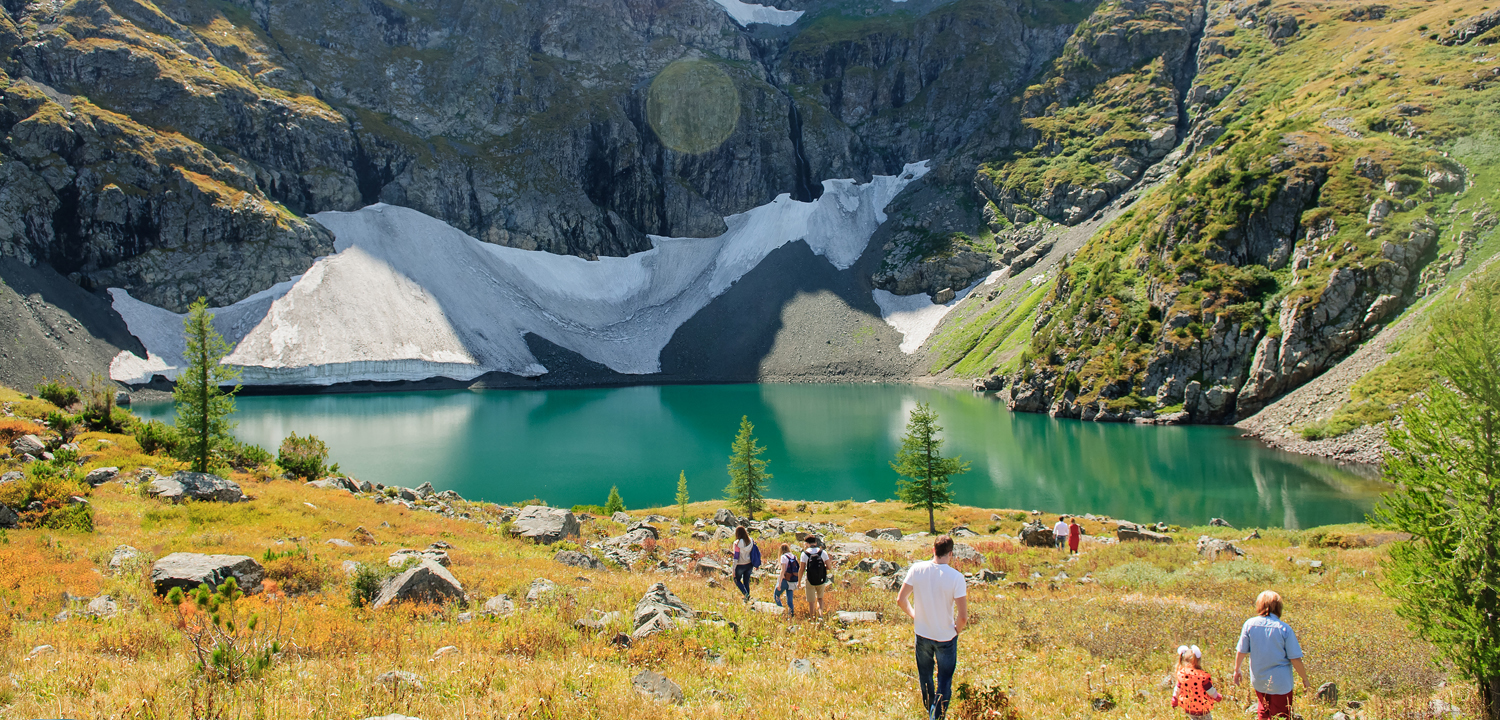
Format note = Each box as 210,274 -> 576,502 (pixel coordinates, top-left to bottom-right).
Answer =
132,383 -> 1389,529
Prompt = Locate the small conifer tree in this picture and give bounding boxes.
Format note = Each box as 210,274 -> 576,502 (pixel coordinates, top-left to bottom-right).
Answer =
604,485 -> 625,515
1374,279 -> 1500,719
892,402 -> 969,534
174,298 -> 242,473
724,415 -> 770,521
676,471 -> 690,522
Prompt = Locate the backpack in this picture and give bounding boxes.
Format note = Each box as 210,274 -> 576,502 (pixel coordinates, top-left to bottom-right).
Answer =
749,543 -> 762,568
805,548 -> 828,585
782,553 -> 800,580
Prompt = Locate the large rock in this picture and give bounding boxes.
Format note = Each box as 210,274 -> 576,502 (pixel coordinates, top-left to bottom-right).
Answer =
632,669 -> 683,704
150,553 -> 265,596
388,548 -> 451,568
11,434 -> 45,456
1117,522 -> 1173,544
509,506 -> 580,544
951,544 -> 983,564
1197,536 -> 1245,558
108,545 -> 142,571
854,558 -> 899,576
83,467 -> 119,486
632,583 -> 693,639
713,508 -> 741,527
1019,521 -> 1055,547
864,527 -> 902,540
371,560 -> 466,609
610,511 -> 632,524
148,472 -> 246,503
481,594 -> 515,617
0,503 -> 18,529
554,550 -> 604,570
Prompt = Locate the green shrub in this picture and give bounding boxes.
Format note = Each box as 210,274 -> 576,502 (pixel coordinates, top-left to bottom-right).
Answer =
35,381 -> 80,409
40,502 -> 94,533
570,504 -> 608,515
134,420 -> 180,455
262,546 -> 332,595
223,440 -> 272,470
604,485 -> 625,515
0,471 -> 91,532
44,410 -> 78,442
277,433 -> 328,480
348,563 -> 398,608
78,374 -> 125,432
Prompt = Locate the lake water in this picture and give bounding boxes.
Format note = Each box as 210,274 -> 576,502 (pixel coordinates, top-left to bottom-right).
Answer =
132,383 -> 1389,529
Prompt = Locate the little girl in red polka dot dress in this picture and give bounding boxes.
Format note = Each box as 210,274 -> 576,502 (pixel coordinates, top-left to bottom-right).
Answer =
1171,644 -> 1224,720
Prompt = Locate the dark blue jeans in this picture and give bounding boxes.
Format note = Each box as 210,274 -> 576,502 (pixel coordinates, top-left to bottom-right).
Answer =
733,564 -> 752,600
915,635 -> 958,719
774,578 -> 796,614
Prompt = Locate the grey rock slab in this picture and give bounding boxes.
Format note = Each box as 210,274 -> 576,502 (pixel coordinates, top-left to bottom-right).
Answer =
610,511 -> 631,524
789,659 -> 815,676
526,578 -> 560,603
84,595 -> 118,618
150,553 -> 265,595
481,594 -> 515,617
0,502 -> 17,529
864,527 -> 902,540
866,575 -> 901,591
148,472 -> 245,503
83,466 -> 118,486
326,538 -> 354,548
633,582 -> 693,631
1196,536 -> 1245,558
509,505 -> 580,544
1117,523 -> 1173,544
108,544 -> 142,571
388,548 -> 450,568
951,544 -> 983,564
0,470 -> 21,483
750,601 -> 785,614
554,550 -> 604,570
835,611 -> 878,624
11,434 -> 45,456
371,560 -> 465,609
374,670 -> 423,690
712,508 -> 741,527
632,669 -> 683,704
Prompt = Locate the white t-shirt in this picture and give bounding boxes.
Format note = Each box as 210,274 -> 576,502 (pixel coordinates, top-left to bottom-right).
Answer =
902,560 -> 967,641
1053,521 -> 1068,539
733,539 -> 754,566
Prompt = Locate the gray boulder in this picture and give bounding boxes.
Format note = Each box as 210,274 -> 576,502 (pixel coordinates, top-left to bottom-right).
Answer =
481,594 -> 515,617
854,558 -> 899,576
108,545 -> 142,571
0,503 -> 17,529
1019,522 -> 1055,547
867,575 -> 902,591
712,508 -> 741,527
11,434 -> 45,456
415,482 -> 435,497
864,527 -> 902,540
307,477 -> 359,493
835,611 -> 878,623
951,526 -> 979,538
83,467 -> 119,486
1117,522 -> 1173,544
388,548 -> 450,568
84,595 -> 118,619
150,553 -> 265,595
632,669 -> 683,703
554,550 -> 604,571
575,609 -> 622,630
374,670 -> 423,690
1197,536 -> 1245,558
372,560 -> 465,609
148,472 -> 246,503
610,511 -> 632,524
509,505 -> 580,544
951,544 -> 983,564
0,470 -> 21,483
1209,518 -> 1234,528
633,583 -> 693,638
526,578 -> 560,603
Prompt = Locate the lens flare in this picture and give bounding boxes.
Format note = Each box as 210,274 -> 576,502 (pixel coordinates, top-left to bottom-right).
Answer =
647,59 -> 740,155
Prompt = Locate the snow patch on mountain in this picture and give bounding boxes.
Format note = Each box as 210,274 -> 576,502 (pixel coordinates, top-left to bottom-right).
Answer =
708,0 -> 803,26
873,279 -> 982,354
109,162 -> 930,385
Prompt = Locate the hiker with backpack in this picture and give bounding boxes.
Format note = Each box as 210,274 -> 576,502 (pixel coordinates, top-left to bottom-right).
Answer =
797,535 -> 833,618
774,542 -> 799,617
896,535 -> 968,720
729,525 -> 759,602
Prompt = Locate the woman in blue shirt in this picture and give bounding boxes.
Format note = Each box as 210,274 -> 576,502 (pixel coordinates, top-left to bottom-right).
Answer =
1232,590 -> 1313,719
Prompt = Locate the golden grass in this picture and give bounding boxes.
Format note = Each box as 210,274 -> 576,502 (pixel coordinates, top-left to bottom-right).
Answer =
0,421 -> 1465,719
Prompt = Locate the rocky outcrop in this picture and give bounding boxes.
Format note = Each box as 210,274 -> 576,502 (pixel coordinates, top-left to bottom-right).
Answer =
147,472 -> 246,503
1018,521 -> 1055,548
632,583 -> 693,640
1116,523 -> 1172,544
372,560 -> 465,609
509,506 -> 580,545
150,552 -> 265,595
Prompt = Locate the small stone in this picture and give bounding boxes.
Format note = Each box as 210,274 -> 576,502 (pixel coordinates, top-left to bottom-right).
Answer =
148,472 -> 246,503
108,545 -> 142,571
326,538 -> 355,548
632,669 -> 683,703
354,526 -> 377,545
83,467 -> 119,486
429,645 -> 458,661
481,594 -> 515,617
750,601 -> 784,614
375,670 -> 423,690
554,550 -> 604,570
11,435 -> 45,456
1210,518 -> 1234,528
788,658 -> 815,676
84,595 -> 118,618
835,611 -> 878,623
1317,682 -> 1338,706
27,644 -> 54,659
526,578 -> 560,603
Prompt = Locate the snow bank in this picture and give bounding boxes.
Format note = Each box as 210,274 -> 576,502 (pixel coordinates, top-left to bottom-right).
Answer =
873,278 -> 982,354
708,0 -> 803,26
110,162 -> 929,385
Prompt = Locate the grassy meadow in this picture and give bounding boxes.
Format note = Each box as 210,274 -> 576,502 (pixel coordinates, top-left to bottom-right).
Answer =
0,384 -> 1469,719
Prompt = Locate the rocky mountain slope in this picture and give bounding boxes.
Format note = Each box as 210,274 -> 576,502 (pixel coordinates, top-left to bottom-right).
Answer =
920,0 -> 1500,442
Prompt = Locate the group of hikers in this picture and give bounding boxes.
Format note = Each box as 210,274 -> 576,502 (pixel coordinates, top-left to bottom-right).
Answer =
725,531 -> 1312,720
1052,515 -> 1084,553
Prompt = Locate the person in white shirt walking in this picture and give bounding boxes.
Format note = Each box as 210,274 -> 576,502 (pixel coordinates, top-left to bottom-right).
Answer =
797,535 -> 833,618
1053,516 -> 1069,551
897,535 -> 969,720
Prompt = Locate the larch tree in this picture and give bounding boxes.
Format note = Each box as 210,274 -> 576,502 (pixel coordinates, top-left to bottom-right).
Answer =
1374,278 -> 1500,720
724,415 -> 770,520
892,402 -> 969,535
174,298 -> 242,473
605,485 -> 625,515
676,471 -> 690,522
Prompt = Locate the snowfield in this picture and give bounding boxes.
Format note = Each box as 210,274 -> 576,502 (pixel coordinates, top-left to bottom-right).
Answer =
707,0 -> 804,26
110,162 -> 930,385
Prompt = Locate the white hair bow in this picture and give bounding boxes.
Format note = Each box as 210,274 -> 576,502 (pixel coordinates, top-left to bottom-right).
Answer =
1177,645 -> 1202,658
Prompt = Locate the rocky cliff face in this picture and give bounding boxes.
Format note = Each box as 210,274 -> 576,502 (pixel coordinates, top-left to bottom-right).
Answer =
0,0 -> 1122,312
993,0 -> 1497,425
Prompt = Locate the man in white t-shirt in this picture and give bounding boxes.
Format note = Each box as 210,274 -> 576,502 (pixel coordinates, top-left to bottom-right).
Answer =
897,535 -> 968,720
1053,516 -> 1069,551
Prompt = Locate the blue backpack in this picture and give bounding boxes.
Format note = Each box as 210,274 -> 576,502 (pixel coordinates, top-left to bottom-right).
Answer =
749,543 -> 762,568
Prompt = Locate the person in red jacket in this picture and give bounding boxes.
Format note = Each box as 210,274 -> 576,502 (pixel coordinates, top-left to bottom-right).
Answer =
1172,644 -> 1223,719
1067,517 -> 1082,554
